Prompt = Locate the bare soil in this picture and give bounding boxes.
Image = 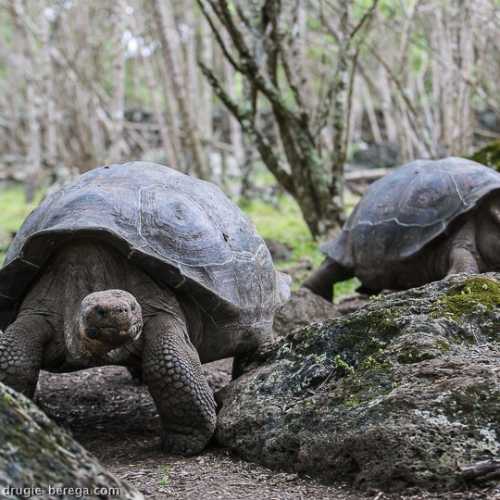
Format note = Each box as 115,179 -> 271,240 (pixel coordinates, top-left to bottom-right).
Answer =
35,360 -> 498,500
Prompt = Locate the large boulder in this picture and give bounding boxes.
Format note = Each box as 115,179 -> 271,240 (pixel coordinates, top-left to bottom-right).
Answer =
217,274 -> 500,493
0,382 -> 142,499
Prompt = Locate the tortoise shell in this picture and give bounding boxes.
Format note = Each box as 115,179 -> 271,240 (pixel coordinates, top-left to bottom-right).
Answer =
0,162 -> 290,332
322,157 -> 500,270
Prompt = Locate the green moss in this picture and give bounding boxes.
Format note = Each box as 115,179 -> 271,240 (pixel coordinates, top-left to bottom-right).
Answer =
285,309 -> 398,370
397,348 -> 436,364
396,336 -> 452,364
470,140 -> 500,171
359,354 -> 391,371
333,354 -> 355,375
435,339 -> 451,351
344,394 -> 362,408
330,357 -> 396,409
337,309 -> 400,356
435,276 -> 500,319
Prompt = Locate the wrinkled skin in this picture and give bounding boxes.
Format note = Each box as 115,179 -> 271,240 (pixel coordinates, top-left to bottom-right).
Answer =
0,240 -> 218,455
303,197 -> 500,301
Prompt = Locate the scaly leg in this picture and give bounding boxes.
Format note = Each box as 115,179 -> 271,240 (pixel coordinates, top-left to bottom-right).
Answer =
142,313 -> 216,455
302,258 -> 354,302
0,313 -> 53,398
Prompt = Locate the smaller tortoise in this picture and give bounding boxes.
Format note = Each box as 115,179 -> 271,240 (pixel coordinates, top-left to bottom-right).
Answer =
0,162 -> 290,454
303,157 -> 500,301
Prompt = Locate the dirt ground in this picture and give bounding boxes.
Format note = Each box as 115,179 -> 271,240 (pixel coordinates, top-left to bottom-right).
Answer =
35,359 -> 499,500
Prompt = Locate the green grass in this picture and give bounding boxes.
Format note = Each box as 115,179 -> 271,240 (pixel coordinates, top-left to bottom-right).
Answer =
241,196 -> 324,268
0,185 -> 44,262
158,464 -> 171,487
0,185 -> 42,232
242,194 -> 359,299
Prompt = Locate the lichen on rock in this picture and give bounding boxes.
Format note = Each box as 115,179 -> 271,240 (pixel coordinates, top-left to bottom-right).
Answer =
216,273 -> 500,492
0,382 -> 142,500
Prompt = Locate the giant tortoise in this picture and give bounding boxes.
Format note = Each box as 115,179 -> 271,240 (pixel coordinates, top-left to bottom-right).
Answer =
303,157 -> 500,301
0,162 -> 290,454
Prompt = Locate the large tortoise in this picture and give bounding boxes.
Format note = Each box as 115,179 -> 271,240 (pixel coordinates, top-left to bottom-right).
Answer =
303,157 -> 500,301
0,162 -> 290,454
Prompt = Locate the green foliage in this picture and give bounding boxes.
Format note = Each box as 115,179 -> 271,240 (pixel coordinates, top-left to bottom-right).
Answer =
242,196 -> 323,268
242,195 -> 359,298
470,140 -> 500,171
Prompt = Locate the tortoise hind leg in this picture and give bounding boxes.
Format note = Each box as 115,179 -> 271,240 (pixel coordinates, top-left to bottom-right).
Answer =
447,247 -> 479,275
446,218 -> 480,276
302,258 -> 354,302
142,312 -> 216,455
0,314 -> 53,398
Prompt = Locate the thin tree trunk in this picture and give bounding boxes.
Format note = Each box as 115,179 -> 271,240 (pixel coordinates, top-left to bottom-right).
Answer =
144,54 -> 181,168
9,0 -> 42,201
107,0 -> 127,161
150,0 -> 209,179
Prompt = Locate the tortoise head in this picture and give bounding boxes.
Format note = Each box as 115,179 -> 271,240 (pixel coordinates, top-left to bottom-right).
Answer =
78,289 -> 143,356
477,194 -> 500,269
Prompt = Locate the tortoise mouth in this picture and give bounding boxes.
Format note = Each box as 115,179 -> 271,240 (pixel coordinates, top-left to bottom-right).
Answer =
83,319 -> 143,345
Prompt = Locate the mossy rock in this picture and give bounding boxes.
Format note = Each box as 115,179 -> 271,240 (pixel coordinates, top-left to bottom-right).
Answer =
435,276 -> 500,321
0,382 -> 142,499
470,140 -> 500,171
217,273 -> 500,493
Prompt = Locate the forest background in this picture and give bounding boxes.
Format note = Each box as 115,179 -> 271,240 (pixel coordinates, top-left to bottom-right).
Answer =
0,0 -> 499,297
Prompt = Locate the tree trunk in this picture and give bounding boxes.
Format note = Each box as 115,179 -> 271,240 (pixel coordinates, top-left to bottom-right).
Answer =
150,0 -> 210,179
107,0 -> 128,162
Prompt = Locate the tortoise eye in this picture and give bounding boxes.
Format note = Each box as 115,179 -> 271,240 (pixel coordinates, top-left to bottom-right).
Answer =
87,328 -> 99,339
95,306 -> 106,317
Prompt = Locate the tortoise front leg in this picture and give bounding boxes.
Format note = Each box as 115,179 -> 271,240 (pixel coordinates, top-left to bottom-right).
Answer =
142,313 -> 216,455
0,313 -> 53,398
302,258 -> 353,302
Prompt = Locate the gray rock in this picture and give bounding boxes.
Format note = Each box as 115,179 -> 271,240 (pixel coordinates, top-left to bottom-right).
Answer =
217,273 -> 500,492
0,382 -> 143,500
273,288 -> 337,337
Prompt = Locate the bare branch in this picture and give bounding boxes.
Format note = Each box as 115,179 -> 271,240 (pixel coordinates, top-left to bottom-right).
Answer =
196,0 -> 243,72
199,60 -> 296,195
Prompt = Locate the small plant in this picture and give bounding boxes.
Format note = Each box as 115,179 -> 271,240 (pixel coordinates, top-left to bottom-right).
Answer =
333,354 -> 355,376
159,465 -> 171,487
